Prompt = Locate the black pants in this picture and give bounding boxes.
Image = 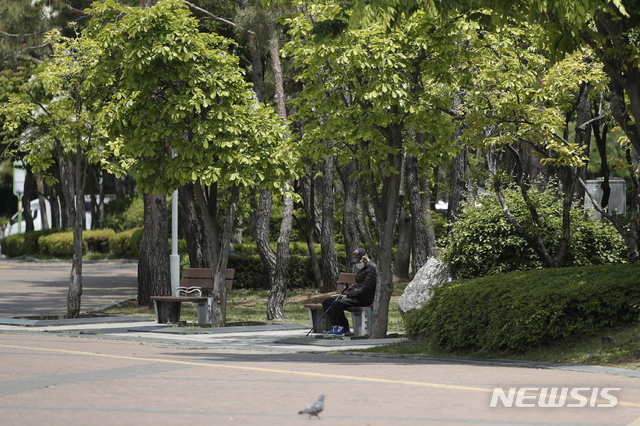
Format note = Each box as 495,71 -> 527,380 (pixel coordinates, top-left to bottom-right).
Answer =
321,296 -> 363,330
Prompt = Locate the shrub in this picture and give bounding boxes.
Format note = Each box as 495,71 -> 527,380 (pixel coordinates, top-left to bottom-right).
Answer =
38,232 -> 87,257
404,264 -> 640,352
105,196 -> 144,231
109,227 -> 142,257
197,255 -> 317,289
130,227 -> 144,255
1,229 -> 60,257
442,185 -> 626,279
83,229 -> 116,253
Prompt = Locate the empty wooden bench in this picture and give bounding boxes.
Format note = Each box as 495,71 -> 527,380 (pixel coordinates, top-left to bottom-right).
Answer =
151,268 -> 235,324
305,272 -> 374,335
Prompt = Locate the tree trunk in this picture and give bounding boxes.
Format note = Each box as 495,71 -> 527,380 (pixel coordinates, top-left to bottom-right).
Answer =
56,141 -> 87,319
267,191 -> 294,319
447,96 -> 466,224
369,124 -> 404,339
575,82 -> 592,202
250,44 -> 265,104
263,25 -> 294,320
178,182 -> 209,269
296,171 -> 322,288
421,171 -> 438,257
210,186 -> 239,327
337,160 -> 360,273
448,144 -> 468,224
46,180 -> 60,229
321,152 -> 339,292
23,168 -> 35,232
394,207 -> 412,279
36,175 -> 49,230
137,193 -> 171,306
406,154 -> 430,271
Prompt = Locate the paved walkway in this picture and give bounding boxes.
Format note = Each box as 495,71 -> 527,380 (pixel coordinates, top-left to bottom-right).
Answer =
0,258 -> 138,317
2,257 -> 640,425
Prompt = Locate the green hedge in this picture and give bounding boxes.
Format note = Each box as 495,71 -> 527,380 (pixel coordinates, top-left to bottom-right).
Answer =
442,185 -> 626,279
109,227 -> 142,257
39,232 -> 87,257
84,229 -> 116,253
193,255 -> 316,289
1,229 -> 61,257
404,264 -> 640,352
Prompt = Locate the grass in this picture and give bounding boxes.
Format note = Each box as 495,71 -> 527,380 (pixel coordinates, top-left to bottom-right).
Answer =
100,282 -> 409,334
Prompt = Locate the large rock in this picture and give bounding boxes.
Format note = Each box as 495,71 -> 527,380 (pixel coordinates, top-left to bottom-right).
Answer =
397,258 -> 452,316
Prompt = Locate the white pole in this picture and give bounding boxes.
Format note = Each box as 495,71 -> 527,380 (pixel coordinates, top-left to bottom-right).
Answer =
170,188 -> 180,296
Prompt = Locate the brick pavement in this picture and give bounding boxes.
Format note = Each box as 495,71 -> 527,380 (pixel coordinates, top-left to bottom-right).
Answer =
2,257 -> 640,425
0,258 -> 137,317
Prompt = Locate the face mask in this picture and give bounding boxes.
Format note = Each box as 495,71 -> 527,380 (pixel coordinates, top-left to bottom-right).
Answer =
356,262 -> 365,270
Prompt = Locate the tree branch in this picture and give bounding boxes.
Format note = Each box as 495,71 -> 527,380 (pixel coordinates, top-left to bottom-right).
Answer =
65,4 -> 91,17
181,0 -> 256,36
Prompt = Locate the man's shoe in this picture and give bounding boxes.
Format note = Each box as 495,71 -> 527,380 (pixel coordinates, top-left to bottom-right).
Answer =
326,326 -> 338,335
332,326 -> 347,336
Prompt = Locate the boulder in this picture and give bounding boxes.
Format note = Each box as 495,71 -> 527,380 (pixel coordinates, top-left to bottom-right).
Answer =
397,258 -> 452,317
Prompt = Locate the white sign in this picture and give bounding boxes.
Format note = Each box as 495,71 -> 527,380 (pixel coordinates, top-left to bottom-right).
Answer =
13,168 -> 26,194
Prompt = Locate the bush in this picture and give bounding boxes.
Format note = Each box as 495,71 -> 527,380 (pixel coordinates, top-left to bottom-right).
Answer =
404,264 -> 640,352
442,185 -> 626,279
38,232 -> 87,257
109,227 -> 142,257
1,229 -> 60,257
105,196 -> 144,231
203,255 -> 316,289
130,227 -> 144,255
83,229 -> 116,253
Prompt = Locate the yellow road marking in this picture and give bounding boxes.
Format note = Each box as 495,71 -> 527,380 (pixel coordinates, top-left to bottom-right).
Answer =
2,343 -> 640,408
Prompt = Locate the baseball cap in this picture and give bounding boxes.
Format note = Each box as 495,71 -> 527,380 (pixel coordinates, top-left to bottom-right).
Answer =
351,248 -> 367,264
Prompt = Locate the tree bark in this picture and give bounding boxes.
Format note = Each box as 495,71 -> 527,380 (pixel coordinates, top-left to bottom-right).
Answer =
137,193 -> 171,306
337,160 -> 360,273
394,207 -> 412,279
296,171 -> 322,288
23,168 -> 35,232
321,151 -> 339,292
262,25 -> 294,320
56,139 -> 87,318
575,82 -> 592,202
363,122 -> 404,339
178,182 -> 209,269
36,174 -> 49,230
406,154 -> 430,272
267,191 -> 294,319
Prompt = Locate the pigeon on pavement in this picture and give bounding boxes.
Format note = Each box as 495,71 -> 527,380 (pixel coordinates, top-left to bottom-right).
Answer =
298,395 -> 324,419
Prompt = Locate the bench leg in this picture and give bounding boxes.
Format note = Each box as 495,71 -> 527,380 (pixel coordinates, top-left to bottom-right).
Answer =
308,308 -> 332,333
195,298 -> 212,325
350,307 -> 373,336
153,300 -> 182,324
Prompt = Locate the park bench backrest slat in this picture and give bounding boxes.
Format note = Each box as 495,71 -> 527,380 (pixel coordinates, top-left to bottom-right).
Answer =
180,268 -> 235,293
336,272 -> 356,293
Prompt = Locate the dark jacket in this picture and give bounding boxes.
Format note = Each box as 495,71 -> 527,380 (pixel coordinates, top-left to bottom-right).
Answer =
346,262 -> 377,306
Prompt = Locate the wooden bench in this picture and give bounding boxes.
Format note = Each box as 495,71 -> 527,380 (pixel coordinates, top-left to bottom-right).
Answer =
177,268 -> 235,296
305,272 -> 370,334
151,268 -> 235,324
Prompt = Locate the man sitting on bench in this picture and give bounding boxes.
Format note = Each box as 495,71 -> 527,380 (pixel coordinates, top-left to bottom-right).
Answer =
322,248 -> 377,336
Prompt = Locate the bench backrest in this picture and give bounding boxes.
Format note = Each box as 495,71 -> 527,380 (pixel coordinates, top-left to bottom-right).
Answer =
180,268 -> 235,293
336,272 -> 356,293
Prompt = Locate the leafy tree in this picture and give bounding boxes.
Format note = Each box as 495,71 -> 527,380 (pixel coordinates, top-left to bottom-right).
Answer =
285,4 -> 460,337
2,29 -> 112,318
85,0 -> 298,325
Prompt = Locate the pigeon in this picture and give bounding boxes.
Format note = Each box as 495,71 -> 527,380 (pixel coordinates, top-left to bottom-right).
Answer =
298,394 -> 324,419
